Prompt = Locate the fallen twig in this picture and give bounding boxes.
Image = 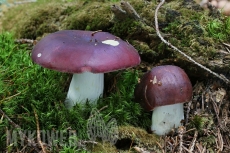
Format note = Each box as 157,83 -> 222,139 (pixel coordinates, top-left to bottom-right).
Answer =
177,126 -> 186,153
0,108 -> 40,152
120,1 -> 140,20
88,105 -> 108,119
33,108 -> 47,153
185,100 -> 192,125
216,128 -> 223,152
15,39 -> 37,45
133,146 -> 151,153
188,130 -> 198,152
155,140 -> 165,153
0,92 -> 21,104
14,0 -> 37,5
111,1 -> 140,21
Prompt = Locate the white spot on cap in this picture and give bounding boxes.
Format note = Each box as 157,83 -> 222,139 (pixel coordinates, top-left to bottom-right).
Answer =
102,40 -> 119,46
151,76 -> 157,84
37,53 -> 42,57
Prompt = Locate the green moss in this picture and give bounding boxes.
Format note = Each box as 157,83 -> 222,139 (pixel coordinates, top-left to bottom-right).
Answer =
0,0 -> 203,62
64,1 -> 113,31
111,18 -> 138,38
131,40 -> 155,55
90,126 -> 160,153
0,32 -> 90,151
199,135 -> 216,149
2,2 -> 64,39
91,142 -> 117,153
158,0 -> 230,62
2,0 -> 230,64
187,114 -> 214,134
98,70 -> 151,128
2,1 -> 115,39
0,32 -> 151,151
206,18 -> 230,41
118,126 -> 159,148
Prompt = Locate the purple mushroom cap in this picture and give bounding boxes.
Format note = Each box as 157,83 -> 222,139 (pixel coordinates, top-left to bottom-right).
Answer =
31,30 -> 141,73
134,65 -> 193,111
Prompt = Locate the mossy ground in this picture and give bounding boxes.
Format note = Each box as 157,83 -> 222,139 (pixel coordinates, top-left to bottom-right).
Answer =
3,0 -> 230,68
1,0 -> 230,152
0,32 -> 153,152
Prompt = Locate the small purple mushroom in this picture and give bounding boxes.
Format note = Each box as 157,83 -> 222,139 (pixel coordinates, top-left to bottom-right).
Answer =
134,65 -> 192,135
32,30 -> 140,108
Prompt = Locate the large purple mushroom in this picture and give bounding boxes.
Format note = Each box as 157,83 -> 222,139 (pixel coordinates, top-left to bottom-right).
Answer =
32,30 -> 140,108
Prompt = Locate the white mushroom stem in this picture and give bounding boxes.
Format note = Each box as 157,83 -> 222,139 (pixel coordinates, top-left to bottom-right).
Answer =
65,72 -> 104,108
151,103 -> 184,135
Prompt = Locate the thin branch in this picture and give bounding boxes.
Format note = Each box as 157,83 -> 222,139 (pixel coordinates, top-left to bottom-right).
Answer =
177,126 -> 186,153
33,108 -> 47,153
120,1 -> 140,20
185,100 -> 192,125
0,108 -> 40,152
88,105 -> 108,119
0,92 -> 21,104
156,140 -> 165,153
217,128 -> 223,151
188,130 -> 198,152
154,0 -> 230,84
111,1 -> 140,21
15,39 -> 37,45
178,131 -> 183,153
182,146 -> 193,153
14,0 -> 37,4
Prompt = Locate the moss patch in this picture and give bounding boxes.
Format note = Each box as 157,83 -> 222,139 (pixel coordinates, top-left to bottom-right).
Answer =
4,0 -> 230,70
63,1 -> 113,31
0,32 -> 152,152
1,0 -> 114,39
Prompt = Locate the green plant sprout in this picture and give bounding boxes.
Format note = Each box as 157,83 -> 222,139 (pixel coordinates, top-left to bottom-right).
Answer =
59,146 -> 88,153
207,19 -> 227,40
